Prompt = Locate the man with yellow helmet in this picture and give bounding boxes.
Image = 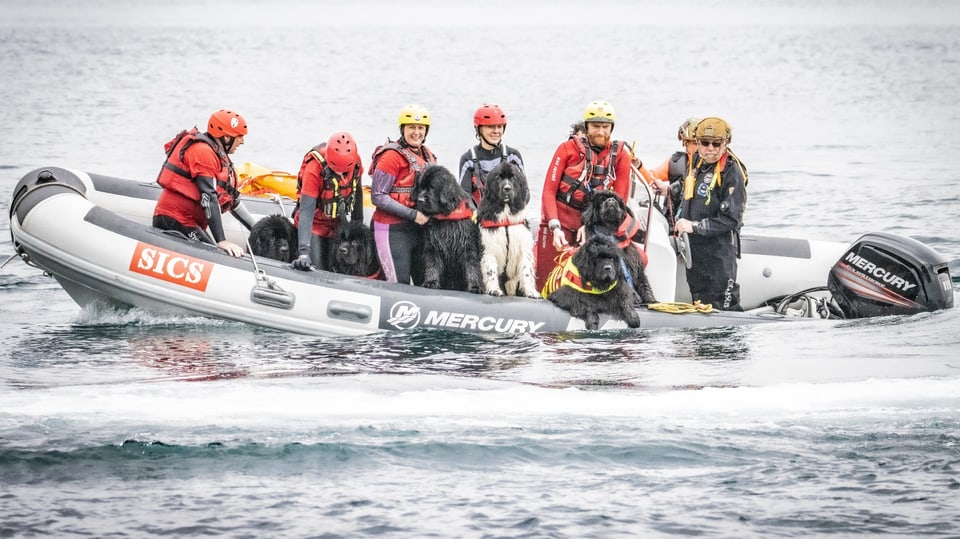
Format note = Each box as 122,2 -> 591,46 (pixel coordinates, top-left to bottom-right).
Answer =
673,116 -> 748,310
536,100 -> 633,291
369,104 -> 438,284
153,109 -> 257,257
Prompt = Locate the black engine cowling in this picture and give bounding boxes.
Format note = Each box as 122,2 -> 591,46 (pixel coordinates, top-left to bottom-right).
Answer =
827,232 -> 954,318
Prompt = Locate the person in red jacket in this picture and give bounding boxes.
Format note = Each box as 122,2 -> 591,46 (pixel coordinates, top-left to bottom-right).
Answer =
152,109 -> 256,257
291,132 -> 365,271
369,104 -> 437,284
536,100 -> 633,290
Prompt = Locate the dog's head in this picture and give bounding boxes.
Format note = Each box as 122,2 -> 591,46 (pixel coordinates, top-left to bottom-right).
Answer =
249,214 -> 297,262
573,235 -> 625,291
413,164 -> 468,216
331,220 -> 379,276
581,190 -> 632,232
480,161 -> 530,214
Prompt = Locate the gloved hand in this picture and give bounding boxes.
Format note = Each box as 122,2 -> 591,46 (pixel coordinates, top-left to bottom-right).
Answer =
291,254 -> 312,271
669,181 -> 682,199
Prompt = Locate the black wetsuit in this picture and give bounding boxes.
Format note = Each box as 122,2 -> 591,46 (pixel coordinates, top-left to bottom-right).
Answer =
681,153 -> 748,310
457,143 -> 525,207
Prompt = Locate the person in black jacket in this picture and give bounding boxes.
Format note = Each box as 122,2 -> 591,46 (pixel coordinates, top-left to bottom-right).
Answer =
674,117 -> 748,310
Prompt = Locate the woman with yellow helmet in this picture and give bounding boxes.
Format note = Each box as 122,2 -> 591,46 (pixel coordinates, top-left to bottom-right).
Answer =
369,104 -> 438,284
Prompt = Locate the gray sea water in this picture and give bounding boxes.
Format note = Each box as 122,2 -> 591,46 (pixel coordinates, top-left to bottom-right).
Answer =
2,0 -> 960,537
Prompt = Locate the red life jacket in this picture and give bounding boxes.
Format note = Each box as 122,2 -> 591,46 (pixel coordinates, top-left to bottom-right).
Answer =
612,213 -> 641,248
156,127 -> 238,214
556,139 -> 622,211
295,143 -> 362,220
370,141 -> 437,225
612,213 -> 649,268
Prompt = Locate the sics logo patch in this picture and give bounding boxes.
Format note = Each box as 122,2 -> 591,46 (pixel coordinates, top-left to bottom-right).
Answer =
129,242 -> 213,292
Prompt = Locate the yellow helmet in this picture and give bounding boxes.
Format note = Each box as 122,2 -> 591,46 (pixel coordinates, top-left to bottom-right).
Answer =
398,104 -> 431,126
695,117 -> 732,142
678,117 -> 701,141
583,100 -> 615,124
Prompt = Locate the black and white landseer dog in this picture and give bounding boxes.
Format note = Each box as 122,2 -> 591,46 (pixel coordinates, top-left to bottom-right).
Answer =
329,220 -> 383,279
543,234 -> 642,330
475,161 -> 539,298
248,214 -> 297,262
580,190 -> 657,304
413,164 -> 483,293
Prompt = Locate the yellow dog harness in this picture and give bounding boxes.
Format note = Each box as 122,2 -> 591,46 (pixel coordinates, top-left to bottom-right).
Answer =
541,251 -> 618,299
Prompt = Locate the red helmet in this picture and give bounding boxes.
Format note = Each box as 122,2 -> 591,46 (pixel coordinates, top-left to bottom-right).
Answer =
326,132 -> 359,174
208,109 -> 247,137
473,104 -> 507,127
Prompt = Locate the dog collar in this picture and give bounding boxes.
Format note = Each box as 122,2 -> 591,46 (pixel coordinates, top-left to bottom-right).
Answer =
431,200 -> 474,221
479,217 -> 527,229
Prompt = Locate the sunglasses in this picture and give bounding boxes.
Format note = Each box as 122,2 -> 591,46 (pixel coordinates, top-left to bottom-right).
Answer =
698,139 -> 724,148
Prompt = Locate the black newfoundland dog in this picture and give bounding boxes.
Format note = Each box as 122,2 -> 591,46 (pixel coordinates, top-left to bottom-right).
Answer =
581,190 -> 657,304
476,161 -> 539,298
329,220 -> 383,279
413,164 -> 483,293
248,214 -> 297,262
545,235 -> 641,330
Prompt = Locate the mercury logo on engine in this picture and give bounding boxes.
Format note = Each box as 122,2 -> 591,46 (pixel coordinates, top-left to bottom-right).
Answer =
386,300 -> 546,333
842,252 -> 916,293
129,242 -> 212,292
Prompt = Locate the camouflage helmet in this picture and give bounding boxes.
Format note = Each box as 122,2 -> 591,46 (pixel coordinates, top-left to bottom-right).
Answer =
695,117 -> 732,142
678,117 -> 701,141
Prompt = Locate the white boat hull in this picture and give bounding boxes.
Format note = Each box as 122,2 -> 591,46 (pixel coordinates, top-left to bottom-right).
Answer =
10,168 -> 814,335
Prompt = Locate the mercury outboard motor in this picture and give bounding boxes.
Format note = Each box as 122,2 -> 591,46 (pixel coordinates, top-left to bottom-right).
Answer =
827,232 -> 954,318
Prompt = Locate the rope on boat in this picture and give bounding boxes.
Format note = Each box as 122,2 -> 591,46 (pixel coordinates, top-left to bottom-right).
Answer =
647,301 -> 714,314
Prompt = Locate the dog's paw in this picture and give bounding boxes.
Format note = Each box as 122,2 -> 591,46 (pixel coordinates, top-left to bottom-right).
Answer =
486,288 -> 504,297
422,280 -> 441,289
585,312 -> 600,330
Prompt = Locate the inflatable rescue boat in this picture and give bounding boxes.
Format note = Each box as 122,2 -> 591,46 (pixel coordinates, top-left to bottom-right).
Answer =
7,167 -> 954,336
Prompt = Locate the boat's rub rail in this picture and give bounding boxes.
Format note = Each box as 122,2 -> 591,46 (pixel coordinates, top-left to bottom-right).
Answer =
10,169 -> 88,222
